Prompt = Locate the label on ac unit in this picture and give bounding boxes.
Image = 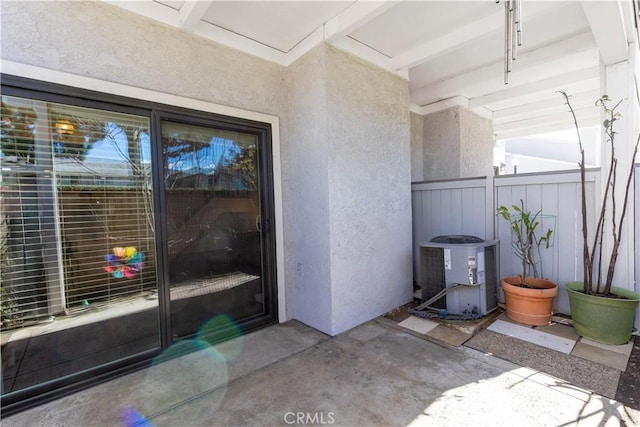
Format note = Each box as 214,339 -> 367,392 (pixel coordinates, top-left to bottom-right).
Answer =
444,248 -> 451,270
477,251 -> 486,283
467,255 -> 477,284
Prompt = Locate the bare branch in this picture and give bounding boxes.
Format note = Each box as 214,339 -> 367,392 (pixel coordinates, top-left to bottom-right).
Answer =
565,92 -> 638,296
559,91 -> 591,291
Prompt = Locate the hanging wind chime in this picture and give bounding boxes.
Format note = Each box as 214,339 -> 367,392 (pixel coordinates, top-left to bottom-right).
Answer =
497,0 -> 523,84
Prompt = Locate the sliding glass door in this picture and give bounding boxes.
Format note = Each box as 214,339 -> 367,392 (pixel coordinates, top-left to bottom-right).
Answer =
1,77 -> 277,412
161,118 -> 273,340
1,95 -> 160,394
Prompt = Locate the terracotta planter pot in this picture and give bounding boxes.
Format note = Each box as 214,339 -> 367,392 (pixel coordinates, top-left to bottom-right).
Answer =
500,276 -> 558,326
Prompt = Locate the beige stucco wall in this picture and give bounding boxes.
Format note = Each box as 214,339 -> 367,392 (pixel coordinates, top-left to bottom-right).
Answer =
326,46 -> 413,334
420,107 -> 494,180
459,108 -> 494,178
286,44 -> 333,333
422,108 -> 461,180
410,112 -> 424,182
286,45 -> 413,335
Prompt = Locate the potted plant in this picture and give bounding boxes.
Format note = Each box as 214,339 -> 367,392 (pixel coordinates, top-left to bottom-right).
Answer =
497,199 -> 557,326
561,91 -> 640,345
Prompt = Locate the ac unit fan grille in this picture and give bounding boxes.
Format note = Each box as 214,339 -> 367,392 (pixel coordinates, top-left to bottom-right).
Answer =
421,247 -> 446,309
484,245 -> 498,310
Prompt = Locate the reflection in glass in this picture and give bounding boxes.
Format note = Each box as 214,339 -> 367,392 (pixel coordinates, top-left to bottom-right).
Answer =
162,121 -> 264,340
0,96 -> 159,395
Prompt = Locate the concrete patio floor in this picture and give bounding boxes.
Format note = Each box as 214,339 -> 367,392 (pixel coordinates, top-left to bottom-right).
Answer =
3,318 -> 638,427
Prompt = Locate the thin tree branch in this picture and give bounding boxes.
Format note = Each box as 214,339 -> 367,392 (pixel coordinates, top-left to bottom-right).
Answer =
560,91 -> 592,292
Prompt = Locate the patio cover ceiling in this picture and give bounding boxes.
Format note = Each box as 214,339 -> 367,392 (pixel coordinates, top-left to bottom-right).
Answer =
107,0 -> 637,139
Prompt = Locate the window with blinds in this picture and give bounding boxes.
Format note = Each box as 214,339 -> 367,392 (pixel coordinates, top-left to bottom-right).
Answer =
0,95 -> 156,327
1,79 -> 278,411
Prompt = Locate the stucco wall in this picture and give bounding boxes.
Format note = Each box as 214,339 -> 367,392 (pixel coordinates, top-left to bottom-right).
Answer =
410,112 -> 424,182
286,45 -> 333,333
286,45 -> 413,335
459,108 -> 494,178
421,107 -> 494,180
422,108 -> 461,180
326,46 -> 413,335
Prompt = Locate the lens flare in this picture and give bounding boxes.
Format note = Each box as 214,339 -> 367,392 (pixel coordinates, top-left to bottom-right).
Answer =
196,314 -> 244,361
120,406 -> 153,427
139,339 -> 228,419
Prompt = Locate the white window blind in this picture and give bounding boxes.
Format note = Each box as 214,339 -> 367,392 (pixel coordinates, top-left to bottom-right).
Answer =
1,95 -> 156,327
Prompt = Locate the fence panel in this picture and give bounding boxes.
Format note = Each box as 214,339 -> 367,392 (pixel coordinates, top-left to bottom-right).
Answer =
411,177 -> 490,284
412,170 -> 599,315
494,170 -> 598,314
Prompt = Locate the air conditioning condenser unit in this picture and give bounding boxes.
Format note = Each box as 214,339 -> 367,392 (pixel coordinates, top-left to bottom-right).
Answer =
417,235 -> 499,316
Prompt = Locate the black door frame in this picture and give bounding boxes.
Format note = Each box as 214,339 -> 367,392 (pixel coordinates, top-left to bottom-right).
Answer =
151,109 -> 278,347
0,74 -> 278,415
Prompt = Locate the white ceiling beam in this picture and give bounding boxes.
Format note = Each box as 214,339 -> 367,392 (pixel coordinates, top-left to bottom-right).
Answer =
492,90 -> 600,123
409,104 -> 424,115
285,1 -> 400,67
411,32 -> 597,105
481,79 -> 601,111
179,1 -> 212,30
469,66 -> 600,109
105,0 -> 180,27
413,96 -> 469,115
470,107 -> 494,121
284,27 -> 326,66
389,0 -> 563,72
410,96 -> 493,119
287,1 -> 398,67
581,0 -> 628,65
468,48 -> 597,102
330,37 -> 408,80
493,106 -> 600,134
390,9 -> 504,71
494,103 -> 599,128
191,20 -> 287,65
323,1 -> 399,43
496,116 -> 601,139
496,122 -> 589,140
106,0 -> 286,65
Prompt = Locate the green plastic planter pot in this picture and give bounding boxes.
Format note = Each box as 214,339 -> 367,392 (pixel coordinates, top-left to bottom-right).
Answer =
565,282 -> 640,345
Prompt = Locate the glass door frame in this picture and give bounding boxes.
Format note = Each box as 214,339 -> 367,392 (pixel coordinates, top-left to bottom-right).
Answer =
1,74 -> 279,414
1,78 -> 162,413
151,109 -> 278,347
